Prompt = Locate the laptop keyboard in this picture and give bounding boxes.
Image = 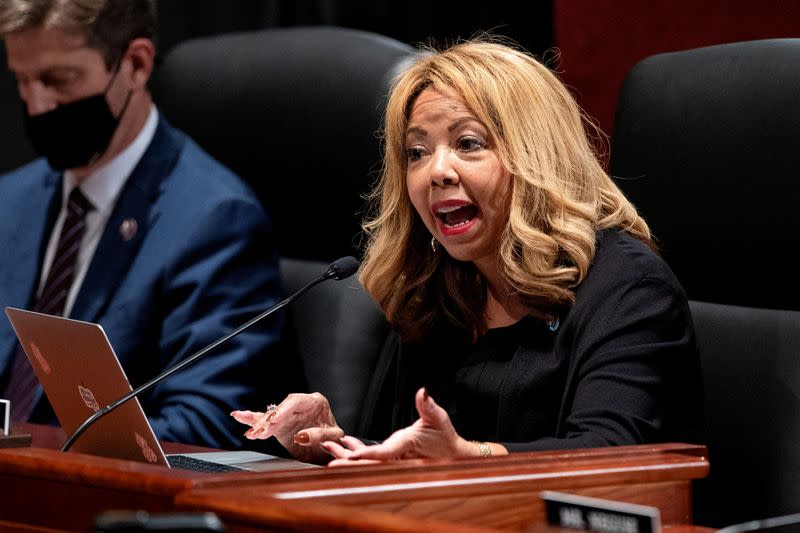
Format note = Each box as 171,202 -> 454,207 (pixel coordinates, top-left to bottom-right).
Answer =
167,454 -> 242,473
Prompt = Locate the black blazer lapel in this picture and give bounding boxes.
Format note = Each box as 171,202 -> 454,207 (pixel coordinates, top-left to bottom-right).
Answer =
70,117 -> 184,324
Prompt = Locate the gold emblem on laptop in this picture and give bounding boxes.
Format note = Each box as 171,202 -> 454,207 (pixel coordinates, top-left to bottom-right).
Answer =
135,432 -> 158,463
78,385 -> 100,412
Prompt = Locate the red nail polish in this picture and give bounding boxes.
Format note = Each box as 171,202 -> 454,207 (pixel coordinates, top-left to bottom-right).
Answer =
293,432 -> 310,444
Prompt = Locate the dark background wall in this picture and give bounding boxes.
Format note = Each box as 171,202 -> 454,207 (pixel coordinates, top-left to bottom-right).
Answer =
2,0 -> 799,173
0,0 -> 554,173
155,1 -> 554,56
554,0 -> 800,142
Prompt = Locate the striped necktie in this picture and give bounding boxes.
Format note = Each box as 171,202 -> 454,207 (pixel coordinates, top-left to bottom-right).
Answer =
3,187 -> 94,421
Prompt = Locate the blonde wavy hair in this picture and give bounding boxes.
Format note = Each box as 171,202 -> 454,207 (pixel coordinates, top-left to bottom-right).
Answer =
359,40 -> 651,342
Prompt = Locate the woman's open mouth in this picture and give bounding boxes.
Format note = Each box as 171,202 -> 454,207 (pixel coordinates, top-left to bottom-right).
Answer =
433,201 -> 479,235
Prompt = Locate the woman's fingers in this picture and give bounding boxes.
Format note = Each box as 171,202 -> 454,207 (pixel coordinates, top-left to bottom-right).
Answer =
231,394 -> 347,465
234,393 -> 466,463
349,389 -> 466,460
293,426 -> 345,447
231,409 -> 277,439
339,435 -> 368,451
349,427 -> 414,460
320,439 -> 349,458
231,409 -> 266,426
235,393 -> 338,442
267,393 -> 336,430
415,387 -> 449,427
322,440 -> 382,466
244,409 -> 278,439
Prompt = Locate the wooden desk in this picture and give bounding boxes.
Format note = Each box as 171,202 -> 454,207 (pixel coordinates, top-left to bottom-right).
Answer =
175,443 -> 709,532
0,424 -> 708,532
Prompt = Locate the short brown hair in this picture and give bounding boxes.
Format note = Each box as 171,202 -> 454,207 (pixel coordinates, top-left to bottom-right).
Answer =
0,0 -> 157,68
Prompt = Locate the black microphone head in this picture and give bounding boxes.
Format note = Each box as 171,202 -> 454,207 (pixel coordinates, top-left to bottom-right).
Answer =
324,256 -> 360,280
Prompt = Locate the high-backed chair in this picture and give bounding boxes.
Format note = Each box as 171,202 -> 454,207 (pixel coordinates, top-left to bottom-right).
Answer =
279,258 -> 389,434
151,26 -> 415,262
0,43 -> 36,173
151,28 -> 409,432
611,39 -> 800,311
611,40 -> 800,527
690,301 -> 800,527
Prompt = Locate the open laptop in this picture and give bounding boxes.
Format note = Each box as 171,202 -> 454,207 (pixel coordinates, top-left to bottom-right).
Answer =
5,307 -> 317,473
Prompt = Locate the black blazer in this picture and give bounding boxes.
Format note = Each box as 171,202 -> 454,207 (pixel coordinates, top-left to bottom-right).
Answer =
360,229 -> 704,451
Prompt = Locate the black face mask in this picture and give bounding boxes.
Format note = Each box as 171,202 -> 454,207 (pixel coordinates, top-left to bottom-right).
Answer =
21,69 -> 131,171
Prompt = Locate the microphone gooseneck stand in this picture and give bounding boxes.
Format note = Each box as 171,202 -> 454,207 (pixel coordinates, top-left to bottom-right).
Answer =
60,257 -> 359,453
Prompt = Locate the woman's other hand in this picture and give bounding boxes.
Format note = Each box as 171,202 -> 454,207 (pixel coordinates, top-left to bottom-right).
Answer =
326,388 -> 507,465
231,392 -> 344,464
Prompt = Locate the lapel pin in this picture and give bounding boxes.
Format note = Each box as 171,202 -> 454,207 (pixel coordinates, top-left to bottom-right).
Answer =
119,218 -> 138,241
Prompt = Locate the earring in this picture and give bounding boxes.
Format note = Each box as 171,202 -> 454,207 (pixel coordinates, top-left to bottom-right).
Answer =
431,237 -> 438,253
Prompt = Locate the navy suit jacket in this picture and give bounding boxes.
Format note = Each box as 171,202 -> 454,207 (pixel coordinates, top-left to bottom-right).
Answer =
0,117 -> 297,448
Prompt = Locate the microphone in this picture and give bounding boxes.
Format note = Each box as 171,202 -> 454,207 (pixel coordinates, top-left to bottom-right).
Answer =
60,256 -> 360,453
322,255 -> 359,281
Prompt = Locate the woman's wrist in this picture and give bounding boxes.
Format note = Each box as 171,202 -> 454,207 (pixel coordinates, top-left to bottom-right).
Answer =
466,440 -> 509,458
455,436 -> 508,458
471,440 -> 492,457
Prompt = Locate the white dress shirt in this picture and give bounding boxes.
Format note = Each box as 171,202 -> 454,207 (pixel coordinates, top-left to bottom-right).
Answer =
37,105 -> 159,317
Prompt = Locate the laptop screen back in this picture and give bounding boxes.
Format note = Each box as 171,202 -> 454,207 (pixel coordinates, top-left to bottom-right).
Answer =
5,307 -> 169,466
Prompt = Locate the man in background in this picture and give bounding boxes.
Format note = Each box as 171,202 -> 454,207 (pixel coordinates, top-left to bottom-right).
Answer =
0,0 -> 295,448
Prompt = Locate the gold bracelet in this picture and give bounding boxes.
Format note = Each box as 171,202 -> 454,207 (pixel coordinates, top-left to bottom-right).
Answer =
471,440 -> 492,458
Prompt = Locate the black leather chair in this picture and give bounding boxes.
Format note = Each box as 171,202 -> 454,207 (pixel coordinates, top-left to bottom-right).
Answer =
0,42 -> 36,173
690,301 -> 800,527
151,26 -> 415,261
151,27 -> 409,433
611,39 -> 800,311
611,40 -> 800,527
279,258 -> 388,434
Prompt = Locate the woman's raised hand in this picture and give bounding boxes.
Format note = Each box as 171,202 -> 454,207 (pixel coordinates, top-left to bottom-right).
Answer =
324,388 -> 480,465
231,392 -> 344,464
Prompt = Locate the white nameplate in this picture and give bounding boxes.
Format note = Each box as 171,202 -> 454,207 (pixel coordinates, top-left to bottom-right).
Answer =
542,491 -> 661,533
0,399 -> 9,435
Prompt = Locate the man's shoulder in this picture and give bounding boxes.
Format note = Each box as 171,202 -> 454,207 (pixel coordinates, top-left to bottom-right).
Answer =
0,158 -> 55,196
0,158 -> 51,182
